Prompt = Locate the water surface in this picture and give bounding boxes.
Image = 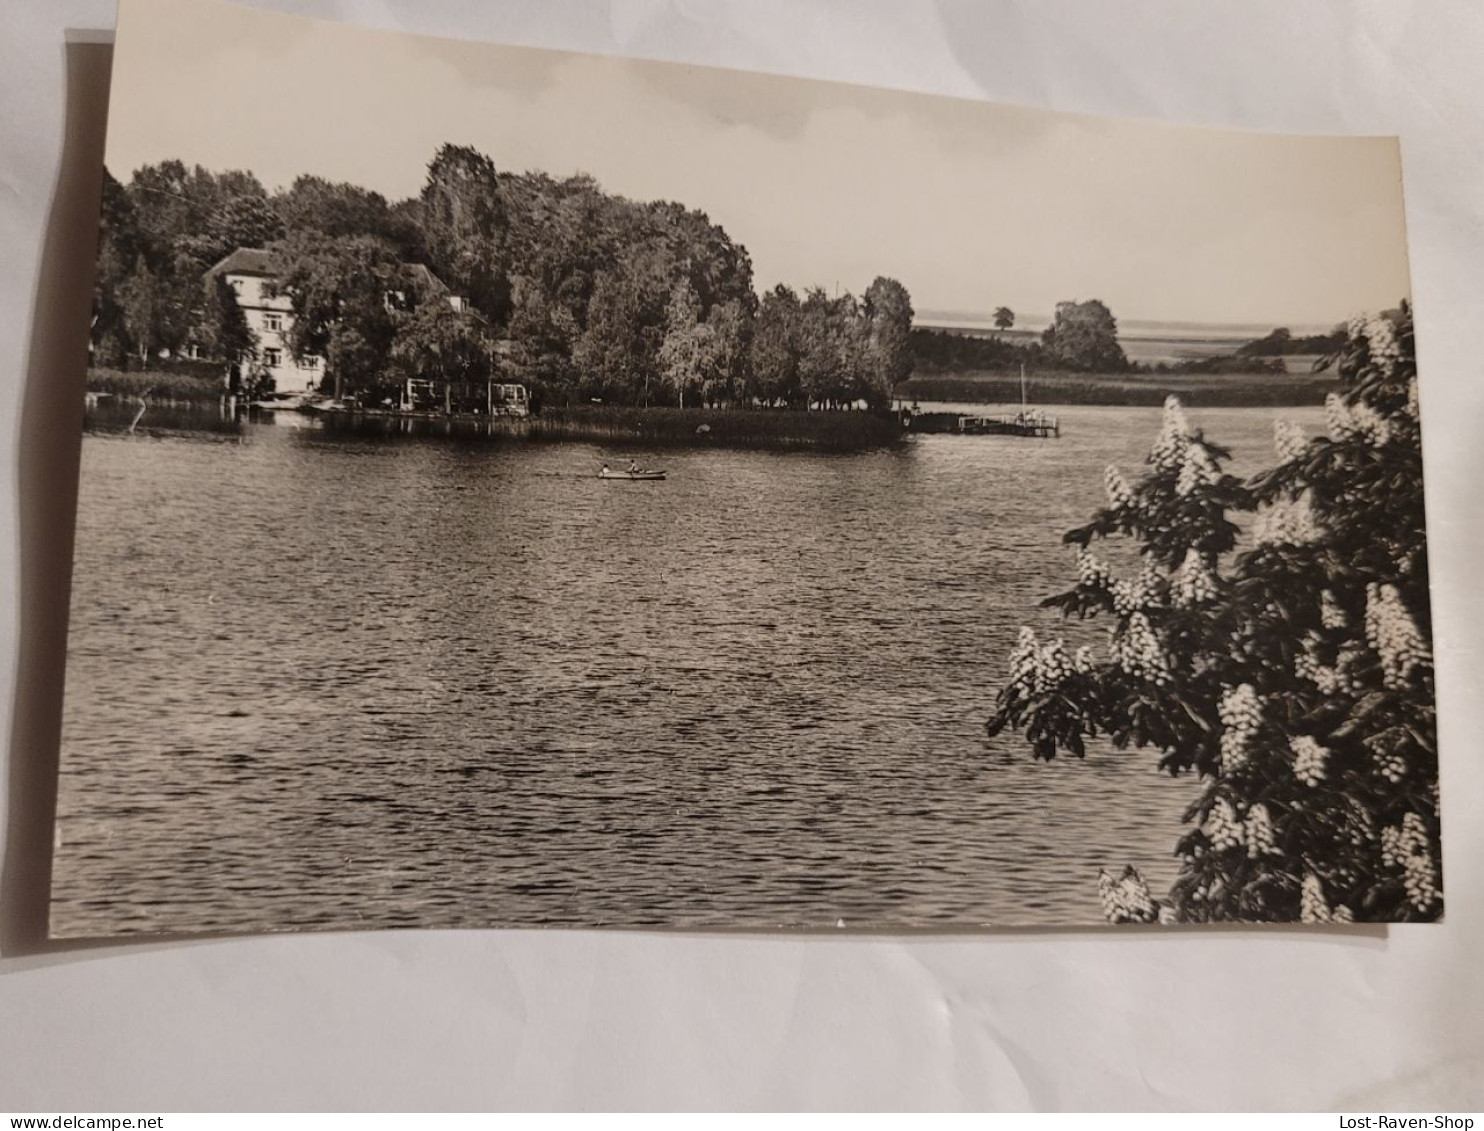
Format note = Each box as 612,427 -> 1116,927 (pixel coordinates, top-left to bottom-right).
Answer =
52,403 -> 1320,933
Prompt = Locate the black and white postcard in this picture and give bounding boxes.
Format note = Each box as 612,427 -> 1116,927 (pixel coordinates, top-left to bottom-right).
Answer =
51,0 -> 1439,934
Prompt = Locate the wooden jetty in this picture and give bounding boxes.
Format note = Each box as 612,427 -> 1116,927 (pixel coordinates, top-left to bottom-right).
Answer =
955,411 -> 1060,438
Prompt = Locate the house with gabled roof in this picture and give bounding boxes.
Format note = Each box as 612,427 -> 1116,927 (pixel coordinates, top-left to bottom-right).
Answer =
205,247 -> 324,395
206,247 -> 477,399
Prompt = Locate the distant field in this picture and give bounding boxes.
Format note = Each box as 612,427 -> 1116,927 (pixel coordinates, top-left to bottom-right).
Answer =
898,367 -> 1337,407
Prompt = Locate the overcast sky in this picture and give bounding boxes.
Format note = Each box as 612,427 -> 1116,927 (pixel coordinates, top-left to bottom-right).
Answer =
106,0 -> 1412,328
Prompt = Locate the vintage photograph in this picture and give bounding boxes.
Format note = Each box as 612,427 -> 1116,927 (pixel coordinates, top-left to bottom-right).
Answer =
51,0 -> 1438,934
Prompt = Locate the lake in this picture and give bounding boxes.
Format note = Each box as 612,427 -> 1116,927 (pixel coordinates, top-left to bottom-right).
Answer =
50,402 -> 1322,934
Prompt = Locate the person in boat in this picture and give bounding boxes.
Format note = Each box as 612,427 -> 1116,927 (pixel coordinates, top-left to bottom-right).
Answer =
601,463 -> 611,476
628,459 -> 641,474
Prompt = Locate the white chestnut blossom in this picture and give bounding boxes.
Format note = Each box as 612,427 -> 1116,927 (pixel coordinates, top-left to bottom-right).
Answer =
1176,442 -> 1219,496
1244,803 -> 1277,858
1097,865 -> 1159,924
1008,626 -> 1039,691
1205,797 -> 1245,852
1076,547 -> 1114,590
1111,560 -> 1163,616
1218,683 -> 1262,770
1325,392 -> 1359,442
1109,611 -> 1169,684
1150,396 -> 1191,472
1300,873 -> 1355,924
1381,813 -> 1439,912
1364,582 -> 1428,689
1288,735 -> 1328,786
1006,627 -> 1082,694
1254,492 -> 1321,547
1364,314 -> 1401,370
1104,464 -> 1134,510
1350,401 -> 1394,447
1274,419 -> 1308,463
1173,549 -> 1217,607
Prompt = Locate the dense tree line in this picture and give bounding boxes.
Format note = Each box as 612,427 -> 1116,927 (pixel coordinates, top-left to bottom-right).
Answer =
91,146 -> 914,410
1150,355 -> 1286,376
912,299 -> 1133,377
1237,325 -> 1347,357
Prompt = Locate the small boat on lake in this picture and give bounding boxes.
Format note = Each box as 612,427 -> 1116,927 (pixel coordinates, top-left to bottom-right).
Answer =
599,466 -> 666,481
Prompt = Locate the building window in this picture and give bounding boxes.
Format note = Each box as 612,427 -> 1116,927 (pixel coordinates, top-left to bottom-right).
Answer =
298,356 -> 320,370
264,313 -> 283,332
230,278 -> 243,290
263,347 -> 282,367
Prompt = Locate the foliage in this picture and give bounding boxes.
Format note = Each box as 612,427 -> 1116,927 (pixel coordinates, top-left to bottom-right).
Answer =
268,231 -> 408,398
1041,299 -> 1130,372
897,369 -> 1336,408
657,281 -> 719,407
85,367 -> 226,404
91,144 -> 907,411
986,305 -> 1439,924
419,144 -> 508,322
1238,325 -> 1346,357
750,286 -> 804,406
388,300 -> 495,387
273,174 -> 420,256
908,326 -> 1034,375
994,306 -> 1015,333
863,276 -> 915,409
1151,355 -> 1287,376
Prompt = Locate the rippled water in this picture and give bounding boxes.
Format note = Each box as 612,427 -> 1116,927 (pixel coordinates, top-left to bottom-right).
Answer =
50,403 -> 1321,934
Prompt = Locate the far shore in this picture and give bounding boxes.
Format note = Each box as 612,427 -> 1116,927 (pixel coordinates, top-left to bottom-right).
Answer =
899,367 -> 1336,408
86,363 -> 1340,415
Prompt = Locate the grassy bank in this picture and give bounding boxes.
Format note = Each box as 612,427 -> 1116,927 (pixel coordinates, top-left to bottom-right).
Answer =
87,367 -> 225,405
898,368 -> 1337,407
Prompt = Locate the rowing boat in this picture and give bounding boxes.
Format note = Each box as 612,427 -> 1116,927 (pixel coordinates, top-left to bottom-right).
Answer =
599,468 -> 666,481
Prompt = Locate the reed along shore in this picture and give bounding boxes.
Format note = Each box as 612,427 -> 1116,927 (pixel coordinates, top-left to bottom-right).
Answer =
320,405 -> 907,451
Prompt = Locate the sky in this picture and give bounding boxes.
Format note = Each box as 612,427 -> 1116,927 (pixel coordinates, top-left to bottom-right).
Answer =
105,0 -> 1413,329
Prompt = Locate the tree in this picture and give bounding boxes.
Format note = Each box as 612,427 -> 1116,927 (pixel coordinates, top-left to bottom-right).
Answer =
268,231 -> 408,399
117,261 -> 163,365
750,285 -> 803,406
705,298 -> 752,406
275,175 -> 403,242
657,281 -> 723,407
573,269 -> 659,403
419,144 -> 508,322
797,288 -> 867,408
1041,299 -> 1128,371
863,276 -> 914,409
210,193 -> 285,254
987,305 -> 1437,924
92,168 -> 144,366
192,274 -> 258,383
389,300 -> 493,388
994,306 -> 1015,333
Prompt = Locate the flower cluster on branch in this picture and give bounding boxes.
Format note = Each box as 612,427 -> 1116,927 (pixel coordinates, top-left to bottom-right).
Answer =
987,302 -> 1439,923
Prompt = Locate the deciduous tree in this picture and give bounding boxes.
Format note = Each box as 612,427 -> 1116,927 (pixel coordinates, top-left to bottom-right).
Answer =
988,306 -> 1437,924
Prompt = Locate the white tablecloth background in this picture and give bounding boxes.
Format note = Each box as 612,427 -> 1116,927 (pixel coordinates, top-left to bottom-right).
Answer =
2,0 -> 1480,1111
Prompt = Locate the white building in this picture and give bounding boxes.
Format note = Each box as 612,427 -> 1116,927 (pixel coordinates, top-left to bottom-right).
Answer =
205,247 -> 324,395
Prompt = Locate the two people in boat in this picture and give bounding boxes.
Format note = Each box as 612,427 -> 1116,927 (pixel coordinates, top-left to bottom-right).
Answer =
600,460 -> 650,476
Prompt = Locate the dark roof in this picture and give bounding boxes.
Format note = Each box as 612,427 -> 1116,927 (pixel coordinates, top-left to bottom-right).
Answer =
403,262 -> 447,296
205,246 -> 277,278
205,249 -> 469,312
